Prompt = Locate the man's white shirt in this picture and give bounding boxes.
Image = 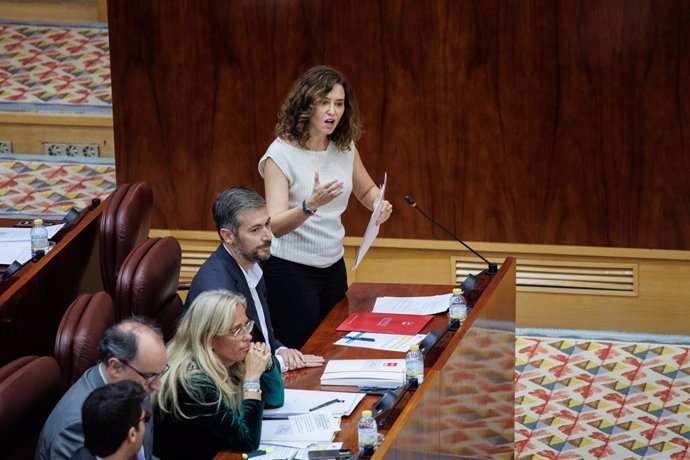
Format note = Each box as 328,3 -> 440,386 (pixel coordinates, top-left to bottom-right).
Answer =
224,245 -> 288,371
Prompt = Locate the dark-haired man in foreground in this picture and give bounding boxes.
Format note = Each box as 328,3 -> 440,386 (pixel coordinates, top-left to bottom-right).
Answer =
71,380 -> 147,460
36,317 -> 167,460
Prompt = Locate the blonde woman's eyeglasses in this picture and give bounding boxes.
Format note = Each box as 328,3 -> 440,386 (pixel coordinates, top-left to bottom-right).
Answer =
224,320 -> 255,338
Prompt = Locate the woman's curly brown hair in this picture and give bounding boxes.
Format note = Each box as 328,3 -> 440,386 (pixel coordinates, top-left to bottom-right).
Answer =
275,66 -> 361,151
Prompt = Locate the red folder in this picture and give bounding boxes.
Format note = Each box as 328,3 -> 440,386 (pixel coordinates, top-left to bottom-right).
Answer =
336,312 -> 433,335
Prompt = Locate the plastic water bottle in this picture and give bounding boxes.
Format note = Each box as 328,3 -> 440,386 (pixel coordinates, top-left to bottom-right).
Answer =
30,218 -> 49,257
448,288 -> 468,323
357,409 -> 378,454
405,344 -> 424,385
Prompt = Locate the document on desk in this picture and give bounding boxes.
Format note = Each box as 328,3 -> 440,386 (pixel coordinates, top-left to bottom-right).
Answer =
372,293 -> 452,315
290,413 -> 341,433
353,172 -> 387,270
0,242 -> 31,265
261,415 -> 340,444
0,225 -> 64,242
320,358 -> 405,387
263,389 -> 365,419
0,224 -> 64,264
335,332 -> 426,352
336,311 -> 432,335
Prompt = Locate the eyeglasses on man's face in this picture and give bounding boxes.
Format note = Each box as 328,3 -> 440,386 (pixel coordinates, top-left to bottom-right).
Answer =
121,360 -> 169,386
224,319 -> 255,338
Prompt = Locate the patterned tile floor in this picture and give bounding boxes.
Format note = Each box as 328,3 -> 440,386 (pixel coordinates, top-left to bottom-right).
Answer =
0,20 -> 111,113
0,154 -> 115,218
516,337 -> 690,459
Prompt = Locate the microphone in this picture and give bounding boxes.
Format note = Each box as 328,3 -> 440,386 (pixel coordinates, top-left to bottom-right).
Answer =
61,207 -> 81,225
53,198 -> 102,243
404,195 -> 498,305
404,195 -> 497,274
0,250 -> 45,285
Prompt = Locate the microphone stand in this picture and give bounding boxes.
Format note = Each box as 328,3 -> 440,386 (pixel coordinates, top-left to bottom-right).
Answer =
404,195 -> 497,307
371,377 -> 419,428
51,198 -> 101,243
369,319 -> 463,428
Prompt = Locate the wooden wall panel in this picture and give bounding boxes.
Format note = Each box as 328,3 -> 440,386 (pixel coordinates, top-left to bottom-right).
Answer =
108,0 -> 690,250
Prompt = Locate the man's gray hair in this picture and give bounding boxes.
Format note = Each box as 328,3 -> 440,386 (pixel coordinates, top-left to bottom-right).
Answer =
97,316 -> 162,364
212,187 -> 266,236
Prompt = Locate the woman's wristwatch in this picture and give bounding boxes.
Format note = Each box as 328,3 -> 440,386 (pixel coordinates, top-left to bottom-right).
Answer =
242,380 -> 261,393
302,199 -> 317,216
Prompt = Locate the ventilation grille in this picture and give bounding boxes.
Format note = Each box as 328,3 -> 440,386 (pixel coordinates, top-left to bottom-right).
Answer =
452,257 -> 637,296
179,243 -> 217,282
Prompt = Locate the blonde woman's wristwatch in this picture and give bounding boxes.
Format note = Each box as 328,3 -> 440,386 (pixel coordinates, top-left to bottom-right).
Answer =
242,380 -> 261,393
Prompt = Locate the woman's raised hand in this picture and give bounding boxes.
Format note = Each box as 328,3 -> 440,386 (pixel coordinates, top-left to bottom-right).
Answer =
244,342 -> 271,381
376,199 -> 393,225
307,172 -> 343,210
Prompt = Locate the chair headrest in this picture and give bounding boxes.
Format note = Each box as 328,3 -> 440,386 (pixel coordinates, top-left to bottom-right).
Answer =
99,182 -> 153,296
116,237 -> 183,339
54,292 -> 116,390
0,356 -> 61,451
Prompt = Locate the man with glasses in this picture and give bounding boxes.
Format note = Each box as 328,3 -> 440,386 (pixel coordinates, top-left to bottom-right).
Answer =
71,381 -> 148,460
185,186 -> 324,371
36,317 -> 167,460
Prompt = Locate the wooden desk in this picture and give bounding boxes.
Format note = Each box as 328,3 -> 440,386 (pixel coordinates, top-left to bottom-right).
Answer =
297,283 -> 457,451
217,259 -> 516,459
0,203 -> 105,365
377,258 -> 516,459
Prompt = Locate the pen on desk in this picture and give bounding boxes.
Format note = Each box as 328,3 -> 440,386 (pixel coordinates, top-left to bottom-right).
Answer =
242,447 -> 273,458
309,397 -> 344,412
339,335 -> 375,342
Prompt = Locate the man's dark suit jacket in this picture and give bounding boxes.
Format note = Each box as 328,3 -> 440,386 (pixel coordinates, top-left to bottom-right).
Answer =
69,447 -> 96,460
185,244 -> 283,351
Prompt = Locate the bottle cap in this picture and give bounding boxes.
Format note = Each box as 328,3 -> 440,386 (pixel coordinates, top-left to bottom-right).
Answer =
410,344 -> 419,351
33,218 -> 44,225
452,288 -> 463,295
362,409 -> 372,417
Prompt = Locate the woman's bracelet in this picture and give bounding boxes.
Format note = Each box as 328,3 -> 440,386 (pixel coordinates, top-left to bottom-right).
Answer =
242,380 -> 261,393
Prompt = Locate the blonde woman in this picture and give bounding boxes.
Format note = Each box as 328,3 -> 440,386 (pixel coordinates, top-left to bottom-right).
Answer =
153,290 -> 284,459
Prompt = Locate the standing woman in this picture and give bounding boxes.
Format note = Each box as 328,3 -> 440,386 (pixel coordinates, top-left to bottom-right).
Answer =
152,289 -> 284,460
259,65 -> 393,349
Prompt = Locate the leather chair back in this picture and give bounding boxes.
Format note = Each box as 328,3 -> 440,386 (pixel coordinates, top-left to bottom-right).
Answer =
0,356 -> 61,459
99,182 -> 153,297
115,237 -> 183,340
54,292 -> 116,391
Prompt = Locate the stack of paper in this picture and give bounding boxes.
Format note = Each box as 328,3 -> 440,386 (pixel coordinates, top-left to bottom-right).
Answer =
320,359 -> 405,387
263,389 -> 365,419
335,332 -> 425,352
372,293 -> 452,315
261,413 -> 341,444
0,224 -> 64,264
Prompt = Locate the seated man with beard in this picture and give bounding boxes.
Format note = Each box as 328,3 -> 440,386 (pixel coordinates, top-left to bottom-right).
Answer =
185,186 -> 323,372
